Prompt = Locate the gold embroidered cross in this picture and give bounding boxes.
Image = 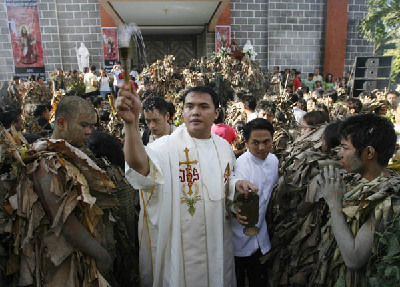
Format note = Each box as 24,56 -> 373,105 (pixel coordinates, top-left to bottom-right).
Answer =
179,147 -> 198,195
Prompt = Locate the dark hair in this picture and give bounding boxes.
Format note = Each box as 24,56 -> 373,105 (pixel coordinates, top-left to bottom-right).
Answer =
257,100 -> 276,115
90,65 -> 96,71
236,121 -> 245,134
0,109 -> 21,129
243,118 -> 274,141
325,73 -> 333,83
87,131 -> 125,170
308,73 -> 314,77
323,122 -> 342,151
33,104 -> 48,118
387,90 -> 400,98
29,75 -> 37,81
214,109 -> 224,124
358,91 -> 371,99
83,67 -> 89,73
241,95 -> 257,111
315,103 -> 329,114
13,76 -> 20,81
345,98 -> 363,113
288,93 -> 298,104
166,101 -> 175,119
303,111 -> 328,126
143,96 -> 169,116
295,71 -> 301,76
392,97 -> 400,110
92,97 -> 103,109
340,113 -> 396,166
323,90 -> 338,103
182,85 -> 219,109
99,109 -> 110,122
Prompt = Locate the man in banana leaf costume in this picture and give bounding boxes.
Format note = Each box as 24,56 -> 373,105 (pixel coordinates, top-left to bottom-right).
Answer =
0,96 -> 138,286
263,121 -> 343,286
310,113 -> 400,286
265,113 -> 400,286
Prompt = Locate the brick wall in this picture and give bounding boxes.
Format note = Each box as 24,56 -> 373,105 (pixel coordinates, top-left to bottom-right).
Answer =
267,0 -> 326,75
344,0 -> 374,74
54,0 -> 103,72
0,0 -> 14,85
0,0 -> 104,88
230,0 -> 268,69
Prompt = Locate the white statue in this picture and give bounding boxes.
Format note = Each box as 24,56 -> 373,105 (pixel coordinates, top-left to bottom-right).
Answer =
243,40 -> 257,61
75,43 -> 90,72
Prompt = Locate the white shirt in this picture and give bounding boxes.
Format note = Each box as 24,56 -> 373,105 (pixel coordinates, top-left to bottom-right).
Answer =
231,151 -> 279,257
293,106 -> 307,124
247,111 -> 258,123
98,76 -> 110,92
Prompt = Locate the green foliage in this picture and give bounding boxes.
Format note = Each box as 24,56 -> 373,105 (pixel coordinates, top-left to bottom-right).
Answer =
367,213 -> 400,286
384,44 -> 400,83
360,0 -> 400,52
361,0 -> 400,84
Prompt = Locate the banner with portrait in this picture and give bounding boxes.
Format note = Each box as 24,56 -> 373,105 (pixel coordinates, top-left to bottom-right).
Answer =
215,25 -> 231,53
6,0 -> 45,79
101,27 -> 119,72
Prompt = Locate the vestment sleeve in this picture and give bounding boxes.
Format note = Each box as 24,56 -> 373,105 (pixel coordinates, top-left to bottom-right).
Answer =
125,146 -> 165,191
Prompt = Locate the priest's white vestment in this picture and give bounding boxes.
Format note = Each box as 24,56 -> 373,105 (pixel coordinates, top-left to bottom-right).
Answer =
125,125 -> 238,287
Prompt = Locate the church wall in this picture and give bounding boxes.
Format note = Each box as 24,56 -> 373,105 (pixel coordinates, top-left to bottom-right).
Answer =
0,0 -> 104,88
230,0 -> 268,69
344,0 -> 374,74
266,0 -> 326,75
0,0 -> 16,85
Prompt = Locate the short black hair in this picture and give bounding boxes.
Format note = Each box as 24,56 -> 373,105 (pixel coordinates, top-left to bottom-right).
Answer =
143,96 -> 169,116
323,90 -> 338,103
87,131 -> 125,170
243,118 -> 274,141
386,90 -> 400,97
13,76 -> 20,81
182,85 -> 219,109
257,100 -> 276,115
240,95 -> 257,111
33,104 -> 48,118
0,109 -> 21,129
340,113 -> 396,166
166,101 -> 175,119
345,98 -> 363,113
92,97 -> 103,108
303,111 -> 328,126
90,65 -> 96,71
323,122 -> 342,151
214,108 -> 224,124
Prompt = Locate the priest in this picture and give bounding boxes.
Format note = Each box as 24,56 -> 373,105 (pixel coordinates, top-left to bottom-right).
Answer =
116,84 -> 257,287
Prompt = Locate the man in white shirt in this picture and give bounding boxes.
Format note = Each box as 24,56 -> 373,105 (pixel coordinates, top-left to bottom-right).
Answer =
116,85 -> 257,287
312,68 -> 323,83
232,118 -> 279,287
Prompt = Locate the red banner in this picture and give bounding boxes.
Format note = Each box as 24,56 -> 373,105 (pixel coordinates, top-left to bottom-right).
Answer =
215,25 -> 231,53
101,27 -> 118,72
6,0 -> 45,79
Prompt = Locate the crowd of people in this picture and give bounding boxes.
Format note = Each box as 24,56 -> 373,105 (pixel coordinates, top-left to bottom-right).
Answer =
1,55 -> 400,287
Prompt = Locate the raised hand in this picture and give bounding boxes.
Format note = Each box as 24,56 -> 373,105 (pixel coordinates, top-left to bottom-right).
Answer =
115,83 -> 141,124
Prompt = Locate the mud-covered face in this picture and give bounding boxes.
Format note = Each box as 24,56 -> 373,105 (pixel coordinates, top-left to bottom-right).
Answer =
340,137 -> 363,173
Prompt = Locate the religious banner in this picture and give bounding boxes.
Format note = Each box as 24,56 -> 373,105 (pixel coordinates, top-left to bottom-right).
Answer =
101,27 -> 119,72
215,25 -> 231,53
6,0 -> 45,79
